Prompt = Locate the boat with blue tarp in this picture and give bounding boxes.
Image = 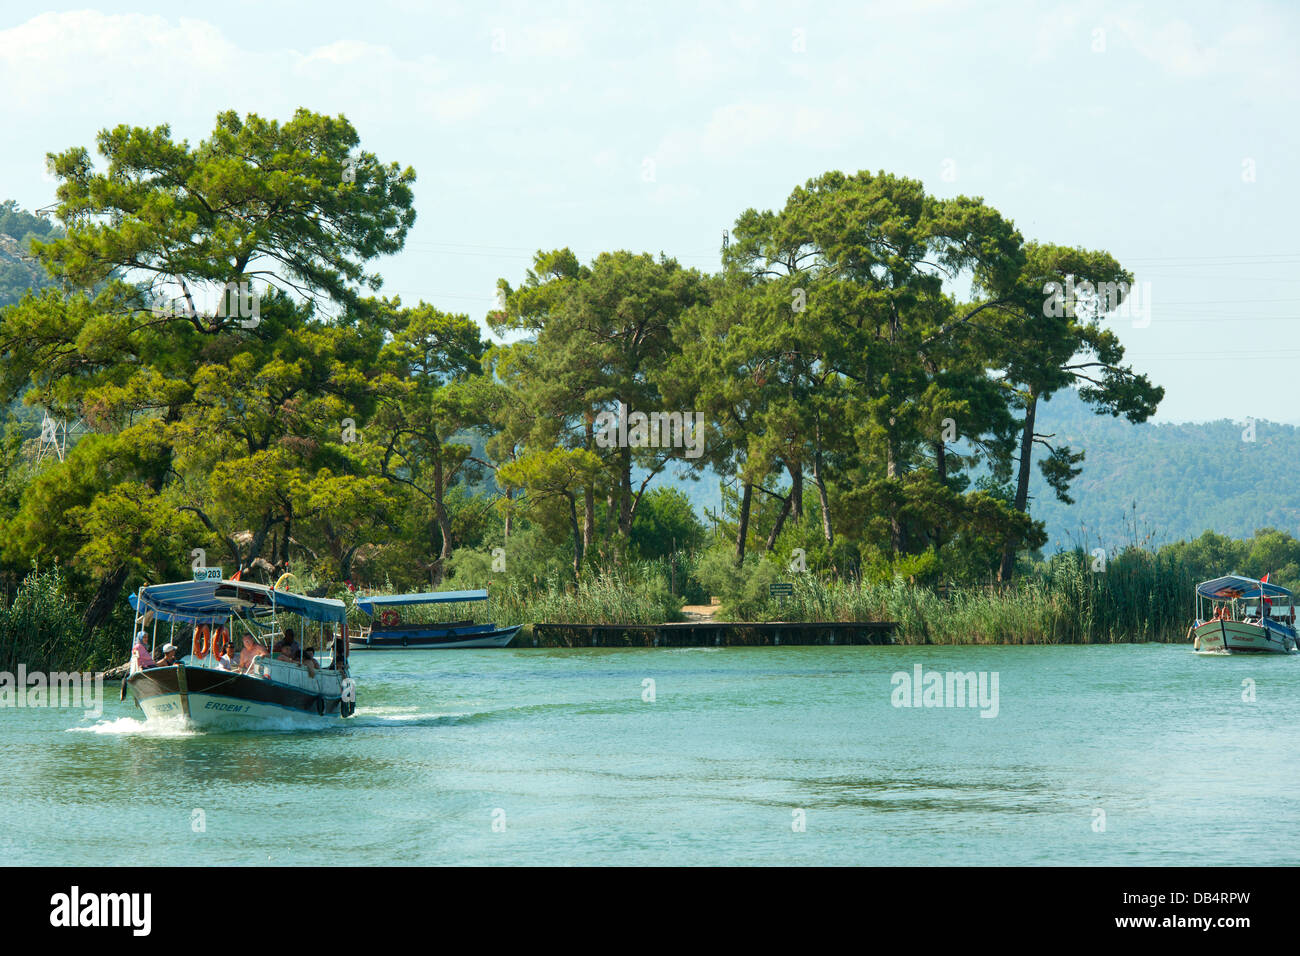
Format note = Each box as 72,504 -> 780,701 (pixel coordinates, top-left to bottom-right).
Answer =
1191,574 -> 1297,654
350,589 -> 520,649
124,575 -> 357,728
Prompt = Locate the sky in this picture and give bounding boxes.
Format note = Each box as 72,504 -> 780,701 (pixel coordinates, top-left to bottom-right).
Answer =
2,0 -> 1297,424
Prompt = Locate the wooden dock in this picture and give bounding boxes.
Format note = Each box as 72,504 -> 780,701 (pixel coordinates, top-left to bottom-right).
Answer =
529,621 -> 897,648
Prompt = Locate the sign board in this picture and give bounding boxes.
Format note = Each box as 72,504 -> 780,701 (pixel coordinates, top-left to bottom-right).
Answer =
769,582 -> 794,597
193,567 -> 222,582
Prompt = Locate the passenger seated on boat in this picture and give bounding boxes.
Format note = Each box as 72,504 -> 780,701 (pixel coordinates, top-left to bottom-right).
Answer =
301,647 -> 319,678
215,644 -> 240,671
156,643 -> 179,667
131,637 -> 155,670
275,629 -> 302,662
239,634 -> 269,673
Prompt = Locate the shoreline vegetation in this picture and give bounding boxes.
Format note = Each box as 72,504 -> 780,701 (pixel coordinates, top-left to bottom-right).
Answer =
9,528 -> 1296,669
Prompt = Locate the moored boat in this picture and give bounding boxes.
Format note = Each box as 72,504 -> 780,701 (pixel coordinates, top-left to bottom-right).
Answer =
1191,574 -> 1297,655
124,577 -> 357,729
350,589 -> 520,649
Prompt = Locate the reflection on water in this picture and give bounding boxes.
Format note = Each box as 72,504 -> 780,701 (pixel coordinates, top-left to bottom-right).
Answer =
1,644 -> 1298,865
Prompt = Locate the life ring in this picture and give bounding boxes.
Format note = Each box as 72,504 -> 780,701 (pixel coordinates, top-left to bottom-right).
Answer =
380,610 -> 400,627
193,625 -> 211,658
274,572 -> 302,592
212,627 -> 230,659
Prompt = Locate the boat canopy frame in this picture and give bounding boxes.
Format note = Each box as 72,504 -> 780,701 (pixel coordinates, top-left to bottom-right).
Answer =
1194,574 -> 1296,630
129,579 -> 348,660
1195,574 -> 1292,602
356,589 -> 489,616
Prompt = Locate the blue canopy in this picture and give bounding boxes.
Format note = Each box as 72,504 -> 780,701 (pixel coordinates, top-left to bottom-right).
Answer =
130,579 -> 347,625
356,589 -> 488,615
1196,575 -> 1292,601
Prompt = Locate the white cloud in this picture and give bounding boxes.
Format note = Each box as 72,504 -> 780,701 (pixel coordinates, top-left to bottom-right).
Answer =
1116,16 -> 1219,77
653,101 -> 849,169
0,10 -> 495,124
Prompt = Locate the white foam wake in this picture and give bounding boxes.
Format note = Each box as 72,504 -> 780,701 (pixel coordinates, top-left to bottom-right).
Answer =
67,715 -> 197,737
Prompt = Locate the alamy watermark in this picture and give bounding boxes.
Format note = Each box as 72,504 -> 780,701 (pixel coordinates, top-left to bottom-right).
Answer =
890,664 -> 999,718
50,886 -> 151,936
594,401 -> 705,459
152,281 -> 260,328
1043,276 -> 1150,328
0,666 -> 104,718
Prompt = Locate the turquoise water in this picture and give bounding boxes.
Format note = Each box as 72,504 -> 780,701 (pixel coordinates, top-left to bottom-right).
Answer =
2,644 -> 1298,865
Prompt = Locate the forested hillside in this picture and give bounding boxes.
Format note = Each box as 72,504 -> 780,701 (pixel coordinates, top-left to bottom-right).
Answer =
0,200 -> 60,308
1028,390 -> 1300,553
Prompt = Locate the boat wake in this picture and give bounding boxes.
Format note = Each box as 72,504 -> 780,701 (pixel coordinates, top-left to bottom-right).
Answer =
68,715 -> 198,737
348,708 -> 476,728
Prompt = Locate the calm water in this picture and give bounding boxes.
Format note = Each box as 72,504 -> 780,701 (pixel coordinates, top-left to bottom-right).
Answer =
3,644 -> 1298,865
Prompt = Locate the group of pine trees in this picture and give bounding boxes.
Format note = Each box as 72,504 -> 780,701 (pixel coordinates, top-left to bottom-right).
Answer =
0,108 -> 1166,630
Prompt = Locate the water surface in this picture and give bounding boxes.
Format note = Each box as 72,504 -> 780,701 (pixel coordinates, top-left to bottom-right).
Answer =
3,644 -> 1297,865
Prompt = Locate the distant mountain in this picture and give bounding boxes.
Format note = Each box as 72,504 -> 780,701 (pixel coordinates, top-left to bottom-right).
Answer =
1028,389 -> 1300,552
652,389 -> 1298,555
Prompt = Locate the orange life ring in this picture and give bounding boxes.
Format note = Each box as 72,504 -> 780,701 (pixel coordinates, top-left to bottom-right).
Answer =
212,627 -> 230,659
194,624 -> 210,658
380,610 -> 400,627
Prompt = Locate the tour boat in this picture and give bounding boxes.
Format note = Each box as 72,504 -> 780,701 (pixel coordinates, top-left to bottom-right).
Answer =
350,589 -> 520,649
124,577 -> 357,729
1191,574 -> 1297,654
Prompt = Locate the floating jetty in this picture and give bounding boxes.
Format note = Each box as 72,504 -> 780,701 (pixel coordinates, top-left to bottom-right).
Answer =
530,621 -> 897,648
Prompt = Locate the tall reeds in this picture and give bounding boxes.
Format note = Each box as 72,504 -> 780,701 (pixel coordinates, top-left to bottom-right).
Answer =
724,551 -> 1200,644
0,564 -> 127,672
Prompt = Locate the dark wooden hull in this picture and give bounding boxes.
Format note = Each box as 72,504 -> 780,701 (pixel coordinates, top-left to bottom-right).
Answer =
349,624 -> 520,650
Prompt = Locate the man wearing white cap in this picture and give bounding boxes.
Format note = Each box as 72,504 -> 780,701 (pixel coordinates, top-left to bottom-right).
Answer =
156,643 -> 180,667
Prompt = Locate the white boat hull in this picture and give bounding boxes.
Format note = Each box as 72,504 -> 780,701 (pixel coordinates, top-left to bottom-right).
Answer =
127,660 -> 351,731
138,691 -> 340,730
1194,619 -> 1296,654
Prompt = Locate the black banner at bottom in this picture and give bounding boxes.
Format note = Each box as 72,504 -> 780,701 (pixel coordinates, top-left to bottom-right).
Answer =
0,866 -> 1275,943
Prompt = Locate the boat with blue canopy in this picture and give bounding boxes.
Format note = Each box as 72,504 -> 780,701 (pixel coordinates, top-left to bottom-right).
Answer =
350,589 -> 520,649
1191,574 -> 1297,654
124,574 -> 357,728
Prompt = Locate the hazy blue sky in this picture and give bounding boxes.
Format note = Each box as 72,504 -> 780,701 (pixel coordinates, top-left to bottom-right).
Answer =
3,1 -> 1297,423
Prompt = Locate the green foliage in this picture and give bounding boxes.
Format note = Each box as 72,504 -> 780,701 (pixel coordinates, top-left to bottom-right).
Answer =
0,200 -> 61,310
0,138 -> 1201,654
486,568 -> 682,626
0,564 -> 129,672
629,487 -> 706,560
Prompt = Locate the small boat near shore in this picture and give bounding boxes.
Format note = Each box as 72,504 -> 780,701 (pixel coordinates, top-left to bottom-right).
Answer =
124,577 -> 357,729
1191,574 -> 1297,655
350,589 -> 520,649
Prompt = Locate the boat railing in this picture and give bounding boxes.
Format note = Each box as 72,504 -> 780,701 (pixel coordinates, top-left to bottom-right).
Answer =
245,655 -> 341,691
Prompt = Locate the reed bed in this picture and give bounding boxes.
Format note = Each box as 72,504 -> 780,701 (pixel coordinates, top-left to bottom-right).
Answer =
726,552 -> 1199,644
0,550 -> 1211,668
0,565 -> 129,672
345,565 -> 684,629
